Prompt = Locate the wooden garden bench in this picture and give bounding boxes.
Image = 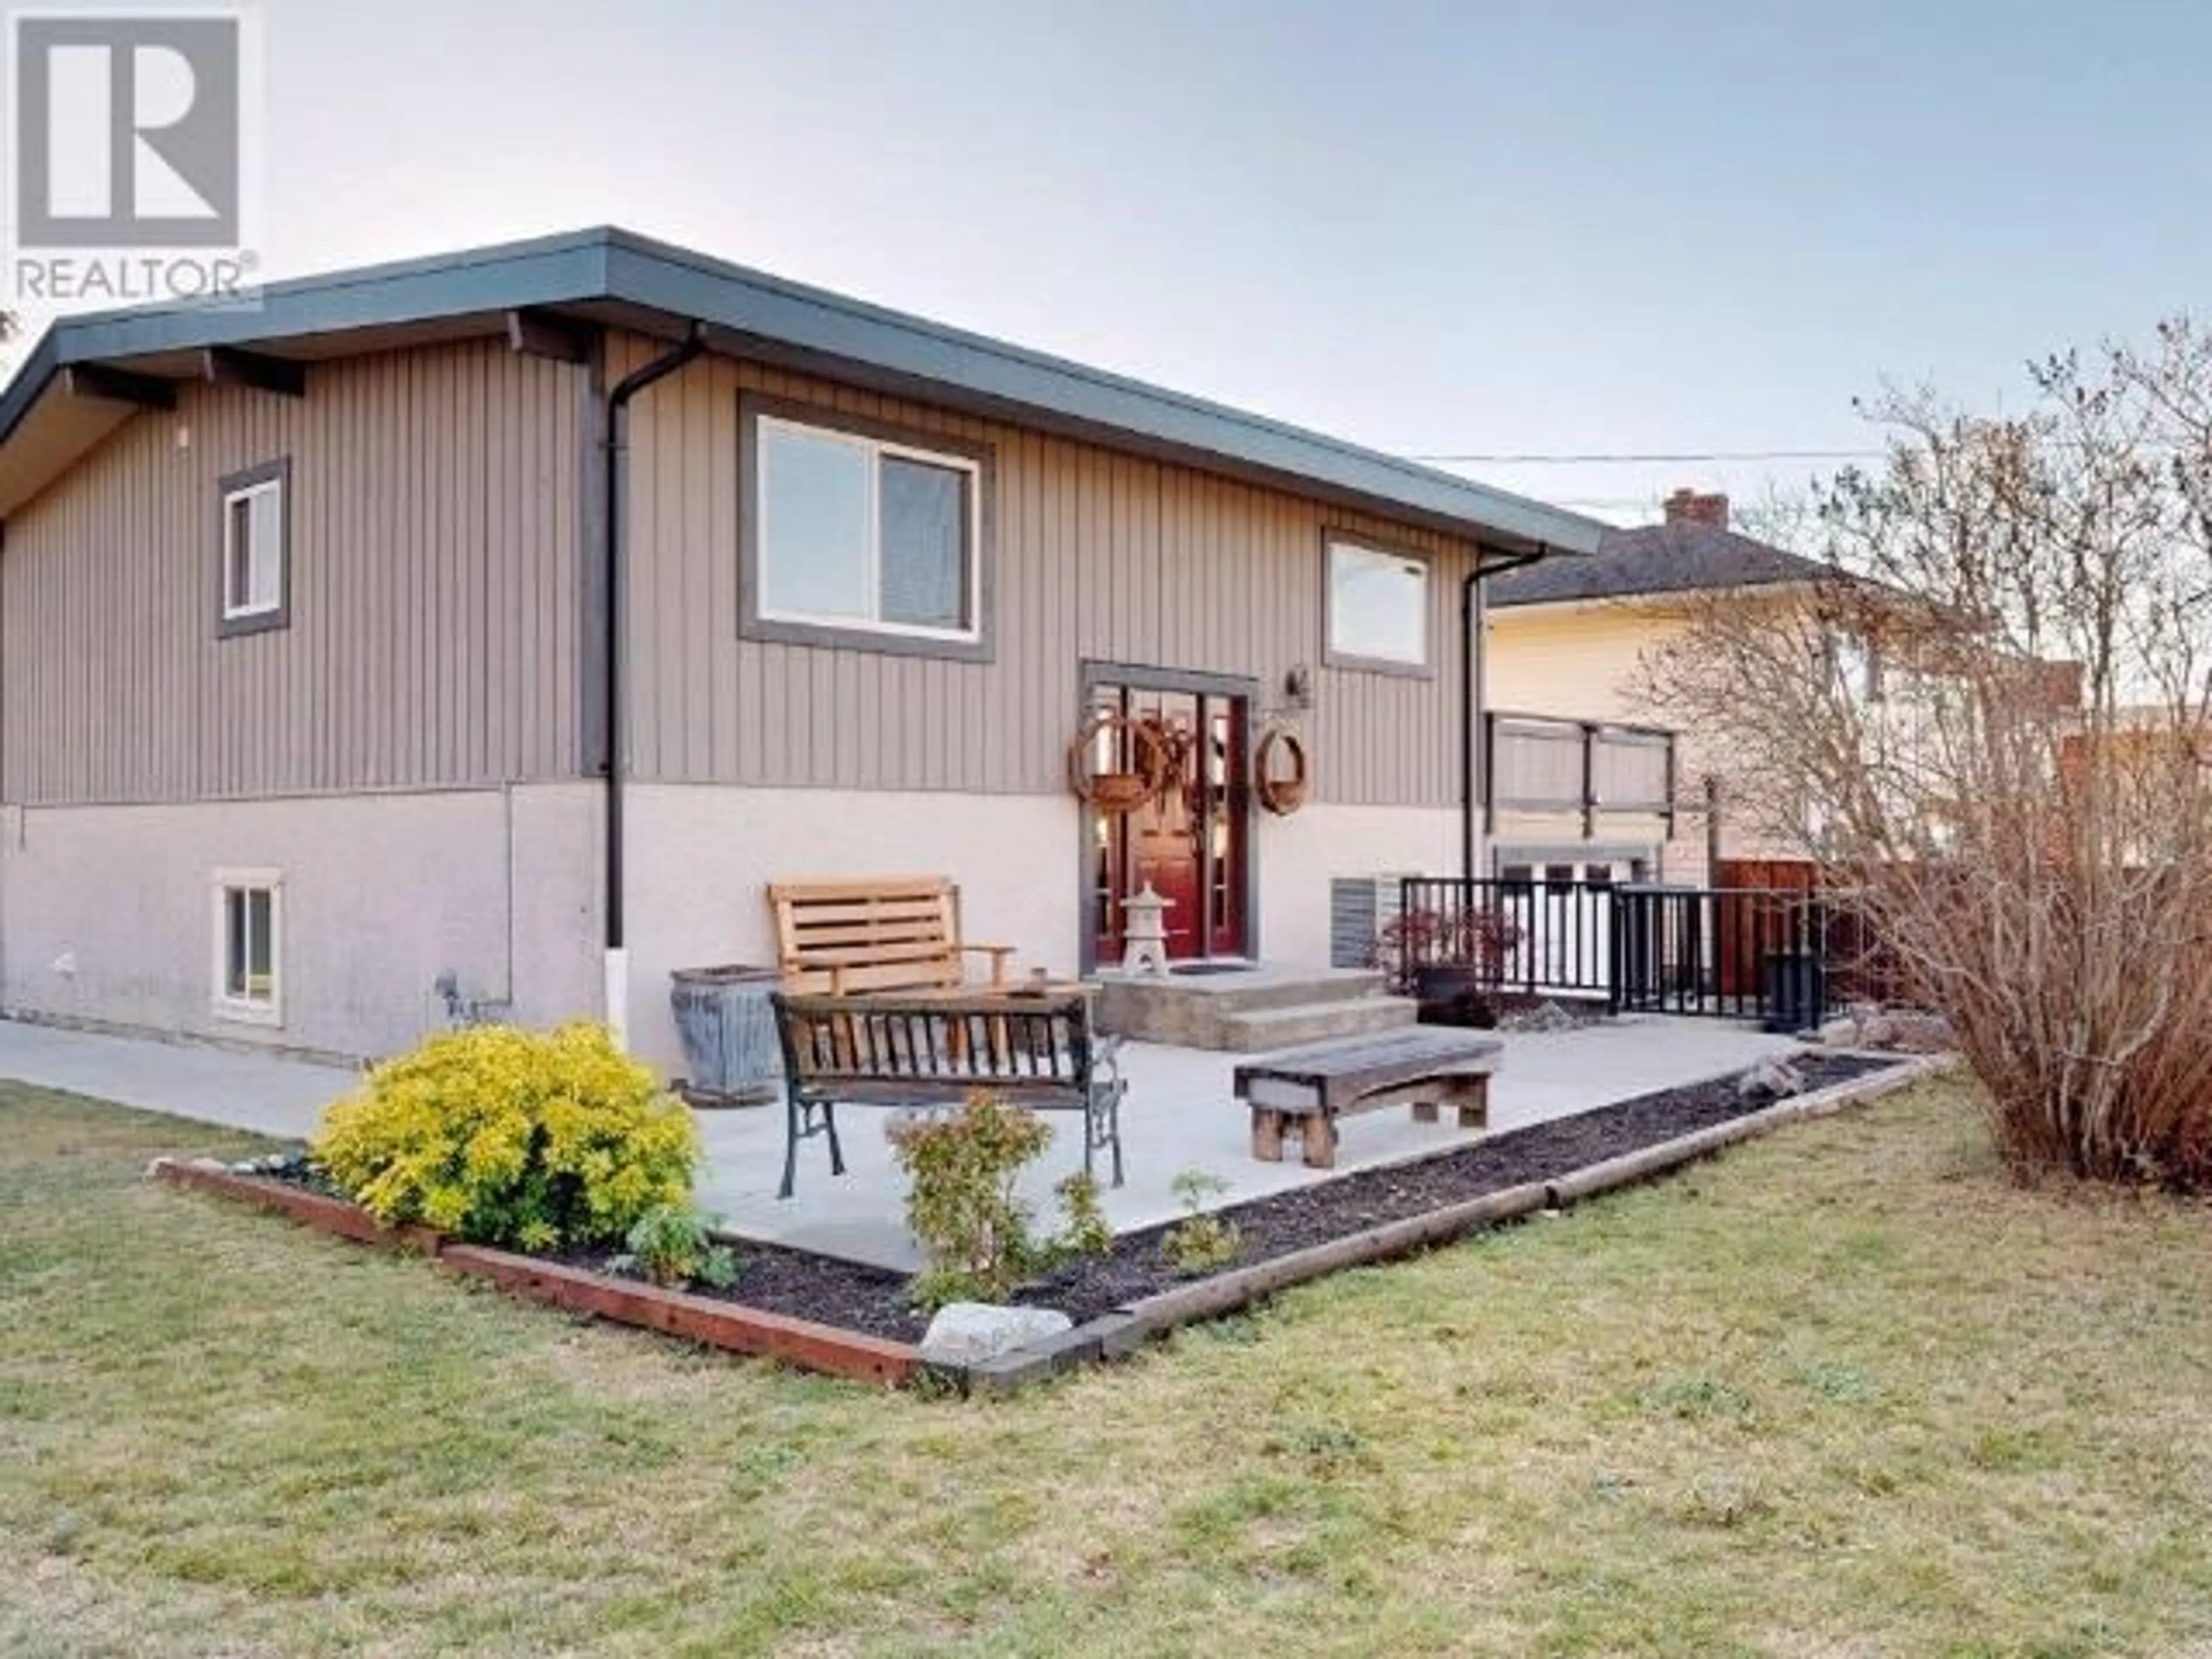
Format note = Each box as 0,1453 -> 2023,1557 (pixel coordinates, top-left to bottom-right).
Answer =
767,876 -> 1016,996
1234,1029 -> 1503,1169
768,989 -> 1127,1199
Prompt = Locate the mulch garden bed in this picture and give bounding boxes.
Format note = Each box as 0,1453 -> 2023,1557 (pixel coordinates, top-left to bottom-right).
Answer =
658,1050 -> 1897,1344
170,1050 -> 1903,1370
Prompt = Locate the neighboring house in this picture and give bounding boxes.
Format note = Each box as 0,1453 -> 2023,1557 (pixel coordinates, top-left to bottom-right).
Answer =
0,226 -> 1603,1074
1482,487 -> 1834,889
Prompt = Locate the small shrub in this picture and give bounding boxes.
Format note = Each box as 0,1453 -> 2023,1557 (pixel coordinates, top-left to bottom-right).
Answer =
1056,1171 -> 1113,1260
612,1203 -> 739,1290
887,1093 -> 1113,1308
313,1022 -> 700,1252
1371,904 -> 1524,998
1160,1168 -> 1241,1276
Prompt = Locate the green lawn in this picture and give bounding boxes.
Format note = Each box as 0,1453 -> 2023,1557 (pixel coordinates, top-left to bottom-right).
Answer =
3,1078 -> 2210,1657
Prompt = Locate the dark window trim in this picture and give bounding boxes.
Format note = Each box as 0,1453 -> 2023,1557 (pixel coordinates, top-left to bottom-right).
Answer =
737,391 -> 995,663
1321,528 -> 1434,679
215,455 -> 292,641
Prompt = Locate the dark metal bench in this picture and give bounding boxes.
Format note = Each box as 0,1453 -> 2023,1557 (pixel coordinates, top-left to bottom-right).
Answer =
1234,1028 -> 1503,1168
769,990 -> 1127,1199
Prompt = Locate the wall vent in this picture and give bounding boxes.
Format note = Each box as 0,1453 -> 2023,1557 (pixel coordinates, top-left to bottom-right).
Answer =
1328,874 -> 1418,969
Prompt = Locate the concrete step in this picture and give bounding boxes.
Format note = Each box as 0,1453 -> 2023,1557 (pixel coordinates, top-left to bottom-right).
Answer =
1178,967 -> 1391,1014
1217,995 -> 1418,1052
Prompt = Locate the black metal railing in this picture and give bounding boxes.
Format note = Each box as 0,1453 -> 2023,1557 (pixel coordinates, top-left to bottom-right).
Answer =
1397,876 -> 1620,1001
1397,876 -> 1838,1029
1610,884 -> 1830,1025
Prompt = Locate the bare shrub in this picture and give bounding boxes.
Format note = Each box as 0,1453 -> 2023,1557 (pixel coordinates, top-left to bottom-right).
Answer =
1637,325 -> 2212,1188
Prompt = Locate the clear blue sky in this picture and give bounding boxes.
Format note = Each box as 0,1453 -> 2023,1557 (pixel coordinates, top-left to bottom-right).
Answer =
44,0 -> 2212,524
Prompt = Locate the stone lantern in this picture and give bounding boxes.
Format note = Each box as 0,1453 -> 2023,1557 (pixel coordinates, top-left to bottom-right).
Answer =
1119,880 -> 1175,975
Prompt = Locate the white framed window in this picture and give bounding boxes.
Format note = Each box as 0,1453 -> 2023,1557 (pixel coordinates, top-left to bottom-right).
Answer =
218,458 -> 290,637
1326,536 -> 1430,670
211,871 -> 283,1026
752,412 -> 982,644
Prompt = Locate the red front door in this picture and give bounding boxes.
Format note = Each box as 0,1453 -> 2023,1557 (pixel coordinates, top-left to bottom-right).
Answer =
1088,680 -> 1250,966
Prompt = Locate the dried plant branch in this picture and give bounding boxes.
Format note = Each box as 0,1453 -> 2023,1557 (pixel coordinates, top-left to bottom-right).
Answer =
1631,326 -> 2212,1189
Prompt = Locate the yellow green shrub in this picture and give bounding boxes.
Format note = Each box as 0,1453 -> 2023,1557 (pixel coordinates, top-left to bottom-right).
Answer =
313,1022 -> 700,1252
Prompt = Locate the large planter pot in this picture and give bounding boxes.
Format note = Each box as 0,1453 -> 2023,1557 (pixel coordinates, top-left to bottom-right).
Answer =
1760,950 -> 1827,1035
669,965 -> 783,1107
1414,965 -> 1500,1028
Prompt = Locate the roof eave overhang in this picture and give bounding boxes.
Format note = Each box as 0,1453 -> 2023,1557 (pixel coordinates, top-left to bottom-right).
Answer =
0,228 -> 1608,555
1487,575 -> 1830,616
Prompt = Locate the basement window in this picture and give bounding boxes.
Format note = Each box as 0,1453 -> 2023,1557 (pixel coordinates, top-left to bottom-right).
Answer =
741,397 -> 993,660
213,873 -> 282,1026
218,459 -> 290,637
1326,536 -> 1430,672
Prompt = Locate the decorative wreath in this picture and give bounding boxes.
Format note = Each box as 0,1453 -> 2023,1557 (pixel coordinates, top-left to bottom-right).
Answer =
1066,710 -> 1172,813
1254,726 -> 1310,817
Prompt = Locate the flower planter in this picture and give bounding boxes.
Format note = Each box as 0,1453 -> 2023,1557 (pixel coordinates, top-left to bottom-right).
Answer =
1413,965 -> 1501,1028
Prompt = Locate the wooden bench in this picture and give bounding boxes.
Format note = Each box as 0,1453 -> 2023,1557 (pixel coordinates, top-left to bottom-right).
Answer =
769,990 -> 1127,1199
768,877 -> 1015,997
1234,1029 -> 1503,1169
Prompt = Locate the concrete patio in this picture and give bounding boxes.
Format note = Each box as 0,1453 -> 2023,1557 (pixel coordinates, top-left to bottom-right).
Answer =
0,1013 -> 1802,1273
696,1015 -> 1802,1268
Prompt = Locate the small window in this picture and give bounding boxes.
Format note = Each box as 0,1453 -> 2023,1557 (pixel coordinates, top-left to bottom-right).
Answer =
753,412 -> 980,643
218,459 -> 289,637
1326,536 -> 1429,670
212,872 -> 282,1025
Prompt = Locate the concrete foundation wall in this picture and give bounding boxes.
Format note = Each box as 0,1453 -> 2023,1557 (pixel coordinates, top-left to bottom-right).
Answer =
0,779 -> 1468,1078
1256,802 -> 1463,964
619,783 -> 1465,1075
0,784 -> 603,1063
620,784 -> 1080,1076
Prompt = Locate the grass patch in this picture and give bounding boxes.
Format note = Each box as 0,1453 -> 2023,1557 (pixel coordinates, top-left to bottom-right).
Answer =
2,1076 -> 2210,1655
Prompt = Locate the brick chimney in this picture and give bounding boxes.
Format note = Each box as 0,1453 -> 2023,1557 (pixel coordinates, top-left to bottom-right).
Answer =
1662,487 -> 1730,529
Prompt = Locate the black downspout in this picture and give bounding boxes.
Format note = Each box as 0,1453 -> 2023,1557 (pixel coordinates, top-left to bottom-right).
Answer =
603,325 -> 705,963
1465,543 -> 1548,881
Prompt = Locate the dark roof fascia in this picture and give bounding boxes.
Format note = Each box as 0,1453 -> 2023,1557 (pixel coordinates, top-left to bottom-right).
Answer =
0,328 -> 60,449
599,231 -> 1602,554
0,229 -> 613,450
0,225 -> 1607,554
1487,568 -> 1822,610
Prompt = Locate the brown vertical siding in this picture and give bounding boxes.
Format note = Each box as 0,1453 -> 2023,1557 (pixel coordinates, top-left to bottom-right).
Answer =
1,338 -> 583,805
611,332 -> 1478,806
6,328 -> 1482,809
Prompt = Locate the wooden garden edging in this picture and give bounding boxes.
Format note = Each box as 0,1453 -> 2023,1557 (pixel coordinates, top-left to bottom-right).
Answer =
1540,1048 -> 1948,1209
437,1247 -> 914,1386
146,1158 -> 919,1388
148,1052 -> 1944,1397
960,1050 -> 1951,1393
146,1156 -> 444,1252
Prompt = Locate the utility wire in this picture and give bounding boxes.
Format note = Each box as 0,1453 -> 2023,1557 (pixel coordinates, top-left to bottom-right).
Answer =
1410,448 -> 1886,465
